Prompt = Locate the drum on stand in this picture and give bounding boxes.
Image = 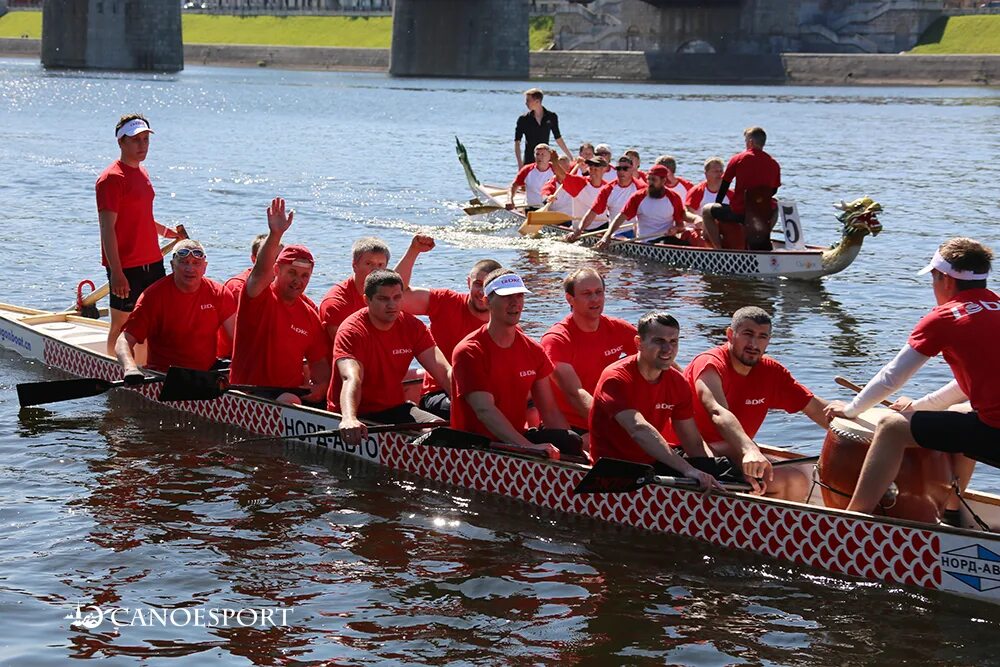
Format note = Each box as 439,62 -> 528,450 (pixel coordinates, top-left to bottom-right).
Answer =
819,408 -> 953,523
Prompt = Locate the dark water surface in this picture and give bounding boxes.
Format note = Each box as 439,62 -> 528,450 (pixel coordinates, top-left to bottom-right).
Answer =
1,58 -> 999,664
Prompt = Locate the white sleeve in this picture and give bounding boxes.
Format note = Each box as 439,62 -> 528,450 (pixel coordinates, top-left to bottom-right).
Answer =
843,344 -> 930,418
910,380 -> 968,412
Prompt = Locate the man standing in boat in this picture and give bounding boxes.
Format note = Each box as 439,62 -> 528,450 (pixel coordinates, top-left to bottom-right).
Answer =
230,197 -> 330,406
541,268 -> 637,450
116,239 -> 235,378
96,114 -> 181,357
678,307 -> 829,499
319,234 -> 433,342
507,143 -> 553,211
331,270 -> 452,446
700,126 -> 781,250
566,156 -> 644,243
594,165 -> 700,248
514,88 -> 572,169
589,311 -> 722,491
451,270 -> 583,457
396,247 -> 502,419
826,238 -> 1000,519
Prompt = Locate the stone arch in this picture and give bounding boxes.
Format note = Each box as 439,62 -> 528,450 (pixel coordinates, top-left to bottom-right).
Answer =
677,39 -> 716,54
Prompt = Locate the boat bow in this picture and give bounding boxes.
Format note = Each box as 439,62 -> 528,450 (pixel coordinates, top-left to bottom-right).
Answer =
820,196 -> 884,275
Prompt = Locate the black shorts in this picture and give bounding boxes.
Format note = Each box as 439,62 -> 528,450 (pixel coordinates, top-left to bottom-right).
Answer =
106,260 -> 165,312
417,390 -> 451,420
361,402 -> 440,425
654,456 -> 746,483
711,203 -> 746,224
911,411 -> 1000,466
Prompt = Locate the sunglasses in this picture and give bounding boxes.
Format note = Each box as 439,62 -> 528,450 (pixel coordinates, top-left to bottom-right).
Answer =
615,165 -> 632,171
174,248 -> 206,260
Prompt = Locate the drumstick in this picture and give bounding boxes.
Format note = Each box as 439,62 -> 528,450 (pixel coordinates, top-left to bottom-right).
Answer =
834,376 -> 894,408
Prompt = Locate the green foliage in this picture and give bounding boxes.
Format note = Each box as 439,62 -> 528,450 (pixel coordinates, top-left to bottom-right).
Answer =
530,16 -> 554,52
910,16 -> 1000,54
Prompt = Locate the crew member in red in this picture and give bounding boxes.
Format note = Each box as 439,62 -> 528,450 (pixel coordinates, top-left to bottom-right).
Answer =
230,197 -> 330,406
332,270 -> 452,445
652,155 -> 694,201
625,149 -> 648,184
685,157 -> 730,213
589,311 -> 723,491
319,234 -> 433,342
395,245 -> 502,419
96,114 -> 180,357
680,306 -> 829,499
508,143 -> 553,211
595,165 -> 700,249
117,240 -> 236,379
451,270 -> 583,456
701,126 -> 781,250
543,151 -> 612,229
216,233 -> 267,359
541,268 -> 637,444
825,238 -> 1000,517
566,156 -> 643,243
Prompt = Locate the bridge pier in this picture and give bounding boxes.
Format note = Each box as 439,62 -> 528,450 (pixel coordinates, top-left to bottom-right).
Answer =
42,0 -> 182,72
391,0 -> 529,78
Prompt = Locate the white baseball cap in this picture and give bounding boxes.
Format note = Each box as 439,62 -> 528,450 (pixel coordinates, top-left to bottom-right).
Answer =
116,118 -> 154,140
917,250 -> 989,281
485,273 -> 531,297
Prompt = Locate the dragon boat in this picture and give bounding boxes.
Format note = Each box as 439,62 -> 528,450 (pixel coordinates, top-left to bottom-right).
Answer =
4,302 -> 1000,607
456,137 -> 883,280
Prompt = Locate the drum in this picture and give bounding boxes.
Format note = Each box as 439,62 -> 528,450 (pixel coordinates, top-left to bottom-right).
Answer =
819,408 -> 953,523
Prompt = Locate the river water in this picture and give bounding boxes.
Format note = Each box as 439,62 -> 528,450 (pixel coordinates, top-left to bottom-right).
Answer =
1,57 -> 999,664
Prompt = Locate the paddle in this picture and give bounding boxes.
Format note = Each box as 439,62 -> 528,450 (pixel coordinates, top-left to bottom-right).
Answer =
65,224 -> 189,318
464,204 -> 504,216
516,163 -> 581,236
412,427 -> 561,461
157,366 -> 311,403
834,376 -> 894,408
573,457 -> 752,495
16,375 -> 162,408
231,420 -> 447,446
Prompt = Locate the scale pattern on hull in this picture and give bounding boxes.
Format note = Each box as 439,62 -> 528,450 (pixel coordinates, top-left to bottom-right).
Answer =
387,438 -> 942,591
44,340 -> 283,436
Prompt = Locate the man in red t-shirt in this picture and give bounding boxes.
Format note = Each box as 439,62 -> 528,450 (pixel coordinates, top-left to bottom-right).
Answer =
96,114 -> 181,357
508,143 -> 553,210
701,126 -> 781,250
590,312 -> 723,491
216,233 -> 268,359
395,246 -> 501,419
825,238 -> 1000,517
331,270 -> 452,446
685,157 -> 731,214
117,240 -> 235,378
451,270 -> 583,457
541,268 -> 637,445
229,198 -> 330,406
681,306 -> 829,499
318,234 -> 434,343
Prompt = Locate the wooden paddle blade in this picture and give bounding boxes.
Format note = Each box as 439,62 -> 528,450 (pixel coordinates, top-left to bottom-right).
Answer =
158,367 -> 224,402
463,205 -> 503,216
17,377 -> 114,407
518,211 -> 572,236
572,458 -> 656,495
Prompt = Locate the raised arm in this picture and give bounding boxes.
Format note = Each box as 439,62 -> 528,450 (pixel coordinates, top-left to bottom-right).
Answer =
393,234 -> 435,290
246,197 -> 293,300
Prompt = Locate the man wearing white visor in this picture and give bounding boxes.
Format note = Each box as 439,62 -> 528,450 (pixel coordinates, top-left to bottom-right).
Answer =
826,237 -> 1000,522
451,269 -> 584,457
96,114 -> 180,356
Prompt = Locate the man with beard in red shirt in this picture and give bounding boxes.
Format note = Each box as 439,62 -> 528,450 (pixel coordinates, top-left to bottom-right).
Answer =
681,307 -> 829,499
396,247 -> 502,419
230,198 -> 330,406
589,311 -> 722,491
332,270 -> 452,446
451,270 -> 583,456
825,238 -> 1000,517
117,239 -> 236,378
541,268 -> 637,449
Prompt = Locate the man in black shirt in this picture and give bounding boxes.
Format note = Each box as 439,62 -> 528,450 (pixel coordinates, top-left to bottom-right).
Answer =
514,88 -> 572,168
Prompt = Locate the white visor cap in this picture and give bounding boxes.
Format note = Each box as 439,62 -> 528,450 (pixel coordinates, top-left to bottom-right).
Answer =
917,250 -> 989,281
116,118 -> 154,140
485,273 -> 531,297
